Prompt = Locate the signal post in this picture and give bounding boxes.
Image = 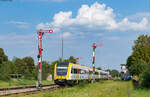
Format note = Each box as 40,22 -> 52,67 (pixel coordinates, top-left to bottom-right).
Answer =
37,29 -> 53,88
92,43 -> 103,83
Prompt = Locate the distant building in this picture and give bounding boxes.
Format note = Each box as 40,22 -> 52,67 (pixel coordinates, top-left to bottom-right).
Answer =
120,64 -> 128,80
47,74 -> 52,81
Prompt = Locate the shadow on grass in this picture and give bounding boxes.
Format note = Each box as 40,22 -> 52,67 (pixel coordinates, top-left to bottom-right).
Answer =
77,81 -> 89,89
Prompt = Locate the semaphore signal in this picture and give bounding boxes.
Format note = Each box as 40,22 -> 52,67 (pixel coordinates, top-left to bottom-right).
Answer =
37,29 -> 53,88
92,43 -> 103,83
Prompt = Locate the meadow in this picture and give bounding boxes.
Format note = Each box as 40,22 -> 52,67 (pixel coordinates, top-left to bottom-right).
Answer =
16,81 -> 150,97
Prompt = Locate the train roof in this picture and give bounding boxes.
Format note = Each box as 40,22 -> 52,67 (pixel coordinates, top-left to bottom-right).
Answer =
71,63 -> 91,70
56,62 -> 106,73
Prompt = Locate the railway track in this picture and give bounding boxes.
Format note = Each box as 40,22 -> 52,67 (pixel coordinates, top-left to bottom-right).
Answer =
0,84 -> 59,96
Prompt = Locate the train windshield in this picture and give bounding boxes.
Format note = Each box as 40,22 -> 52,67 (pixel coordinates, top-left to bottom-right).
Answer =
56,62 -> 69,76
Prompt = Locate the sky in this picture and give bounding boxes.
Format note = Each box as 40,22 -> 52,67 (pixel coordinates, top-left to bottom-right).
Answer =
0,0 -> 150,71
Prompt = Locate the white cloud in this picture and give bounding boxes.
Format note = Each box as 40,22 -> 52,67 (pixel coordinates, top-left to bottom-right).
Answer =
7,21 -> 29,29
36,22 -> 50,30
75,3 -> 117,30
52,11 -> 74,28
36,2 -> 149,33
118,17 -> 148,31
62,32 -> 71,38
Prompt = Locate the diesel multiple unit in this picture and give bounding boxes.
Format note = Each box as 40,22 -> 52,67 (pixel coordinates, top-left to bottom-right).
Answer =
54,62 -> 110,85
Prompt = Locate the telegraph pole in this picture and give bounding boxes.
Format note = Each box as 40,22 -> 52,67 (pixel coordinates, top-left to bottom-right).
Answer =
37,29 -> 53,88
62,33 -> 64,61
92,43 -> 103,83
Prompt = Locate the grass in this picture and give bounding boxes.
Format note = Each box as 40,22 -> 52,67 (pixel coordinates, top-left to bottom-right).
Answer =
0,79 -> 54,88
16,80 -> 150,97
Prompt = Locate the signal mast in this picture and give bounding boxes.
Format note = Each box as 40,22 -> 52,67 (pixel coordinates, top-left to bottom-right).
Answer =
37,29 -> 53,88
92,43 -> 103,82
75,57 -> 83,64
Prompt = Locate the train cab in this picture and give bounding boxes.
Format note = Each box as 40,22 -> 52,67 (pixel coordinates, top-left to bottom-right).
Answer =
54,62 -> 71,85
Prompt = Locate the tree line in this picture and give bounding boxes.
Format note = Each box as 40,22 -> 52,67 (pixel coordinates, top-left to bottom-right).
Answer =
126,35 -> 150,88
0,47 -> 120,81
97,67 -> 119,78
0,48 -> 76,81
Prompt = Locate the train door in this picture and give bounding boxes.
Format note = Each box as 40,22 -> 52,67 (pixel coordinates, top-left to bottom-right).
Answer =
89,70 -> 92,82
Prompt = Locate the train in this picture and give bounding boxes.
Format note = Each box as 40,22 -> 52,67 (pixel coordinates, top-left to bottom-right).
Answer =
54,62 -> 111,85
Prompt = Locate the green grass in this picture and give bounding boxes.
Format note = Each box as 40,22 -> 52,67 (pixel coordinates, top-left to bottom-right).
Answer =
17,80 -> 150,97
0,79 -> 54,88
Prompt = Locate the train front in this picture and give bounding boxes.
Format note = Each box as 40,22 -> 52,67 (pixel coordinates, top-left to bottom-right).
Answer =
54,62 -> 70,85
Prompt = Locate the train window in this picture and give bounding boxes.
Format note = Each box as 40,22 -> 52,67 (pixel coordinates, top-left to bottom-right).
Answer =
56,62 -> 69,76
74,69 -> 77,74
71,68 -> 74,73
57,68 -> 68,76
89,71 -> 92,74
57,62 -> 69,67
80,69 -> 86,74
71,68 -> 78,74
84,70 -> 87,74
95,72 -> 98,75
71,68 -> 81,74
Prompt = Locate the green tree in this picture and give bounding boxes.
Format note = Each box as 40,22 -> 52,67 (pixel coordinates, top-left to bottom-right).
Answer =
68,56 -> 76,63
129,59 -> 147,76
13,57 -> 28,74
64,56 -> 76,63
0,61 -> 13,80
32,65 -> 38,80
42,61 -> 51,80
0,48 -> 8,64
97,67 -> 102,70
0,48 -> 10,80
140,65 -> 150,88
106,69 -> 111,73
110,69 -> 119,77
22,57 -> 35,73
126,35 -> 150,76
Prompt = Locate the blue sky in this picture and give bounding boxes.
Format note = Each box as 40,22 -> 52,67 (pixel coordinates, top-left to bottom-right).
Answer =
0,0 -> 150,71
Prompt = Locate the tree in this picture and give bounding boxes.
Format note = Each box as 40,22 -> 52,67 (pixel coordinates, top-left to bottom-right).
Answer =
140,65 -> 150,88
68,56 -> 76,63
64,56 -> 76,63
129,59 -> 147,76
22,57 -> 35,73
0,48 -> 8,64
13,57 -> 28,74
0,61 -> 13,80
106,69 -> 111,73
97,67 -> 102,70
42,61 -> 51,80
126,35 -> 150,76
0,48 -> 10,80
110,69 -> 119,77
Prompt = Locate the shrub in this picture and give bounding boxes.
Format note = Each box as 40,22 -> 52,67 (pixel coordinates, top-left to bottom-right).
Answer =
140,65 -> 150,88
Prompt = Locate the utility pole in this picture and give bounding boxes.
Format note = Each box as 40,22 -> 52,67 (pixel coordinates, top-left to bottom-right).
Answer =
92,43 -> 103,83
37,29 -> 53,88
62,33 -> 64,61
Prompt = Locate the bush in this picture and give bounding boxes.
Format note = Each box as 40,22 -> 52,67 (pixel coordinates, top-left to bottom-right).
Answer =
140,65 -> 150,88
0,61 -> 12,80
